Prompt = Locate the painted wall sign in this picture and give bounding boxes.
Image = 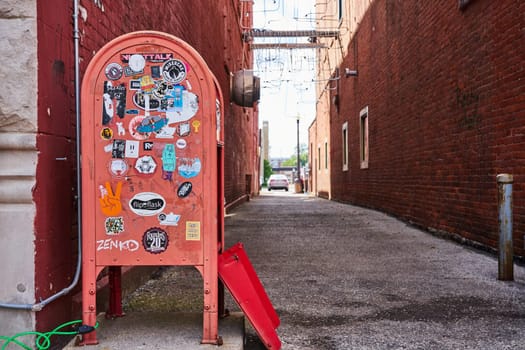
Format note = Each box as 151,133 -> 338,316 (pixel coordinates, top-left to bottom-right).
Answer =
129,192 -> 166,216
142,227 -> 169,254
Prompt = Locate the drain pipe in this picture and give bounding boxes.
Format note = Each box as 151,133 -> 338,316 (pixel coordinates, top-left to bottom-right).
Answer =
0,0 -> 83,311
497,173 -> 513,281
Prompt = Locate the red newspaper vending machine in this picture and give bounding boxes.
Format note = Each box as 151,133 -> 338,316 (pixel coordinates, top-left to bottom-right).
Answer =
80,31 -> 224,345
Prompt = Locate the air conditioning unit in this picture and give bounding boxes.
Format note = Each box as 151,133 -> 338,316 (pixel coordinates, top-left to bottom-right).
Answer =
231,69 -> 260,107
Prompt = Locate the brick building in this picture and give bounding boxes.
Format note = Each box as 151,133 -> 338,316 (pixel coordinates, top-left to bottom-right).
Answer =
310,0 -> 524,255
0,0 -> 258,336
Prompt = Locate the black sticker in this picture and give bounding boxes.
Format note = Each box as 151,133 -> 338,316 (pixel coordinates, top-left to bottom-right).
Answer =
112,139 -> 126,159
143,142 -> 154,151
177,182 -> 193,198
142,227 -> 169,254
161,59 -> 187,84
151,66 -> 161,78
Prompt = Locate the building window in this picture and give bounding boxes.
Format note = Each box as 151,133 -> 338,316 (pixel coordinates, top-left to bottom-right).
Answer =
324,141 -> 328,169
342,122 -> 348,171
359,106 -> 369,169
318,147 -> 321,171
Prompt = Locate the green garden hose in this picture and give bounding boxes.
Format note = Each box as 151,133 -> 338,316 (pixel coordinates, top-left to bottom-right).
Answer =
0,320 -> 98,350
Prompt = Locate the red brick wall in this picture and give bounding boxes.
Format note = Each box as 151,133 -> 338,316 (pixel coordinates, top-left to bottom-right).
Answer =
329,0 -> 524,255
36,0 -> 255,331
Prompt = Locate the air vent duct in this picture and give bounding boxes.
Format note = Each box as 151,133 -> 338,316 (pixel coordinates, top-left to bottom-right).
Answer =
231,69 -> 260,107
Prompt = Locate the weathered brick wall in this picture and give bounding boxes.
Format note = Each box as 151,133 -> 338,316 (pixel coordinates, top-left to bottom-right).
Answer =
35,0 -> 255,331
329,0 -> 524,255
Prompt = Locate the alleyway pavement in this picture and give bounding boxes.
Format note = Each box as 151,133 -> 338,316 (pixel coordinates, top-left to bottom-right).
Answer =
124,191 -> 525,350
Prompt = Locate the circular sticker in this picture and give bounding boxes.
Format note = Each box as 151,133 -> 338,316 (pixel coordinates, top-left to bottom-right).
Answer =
142,227 -> 169,254
129,54 -> 146,72
129,116 -> 151,140
108,159 -> 129,177
100,127 -> 113,140
175,139 -> 187,149
129,192 -> 165,216
105,63 -> 123,80
161,59 -> 187,84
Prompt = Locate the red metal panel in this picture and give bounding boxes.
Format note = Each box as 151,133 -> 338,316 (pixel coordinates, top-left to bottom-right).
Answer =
218,243 -> 281,349
80,31 -> 222,345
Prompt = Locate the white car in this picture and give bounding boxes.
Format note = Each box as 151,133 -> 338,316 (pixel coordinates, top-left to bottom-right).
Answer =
267,174 -> 289,191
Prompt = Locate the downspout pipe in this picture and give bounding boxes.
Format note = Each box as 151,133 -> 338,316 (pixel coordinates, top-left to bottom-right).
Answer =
0,0 -> 83,311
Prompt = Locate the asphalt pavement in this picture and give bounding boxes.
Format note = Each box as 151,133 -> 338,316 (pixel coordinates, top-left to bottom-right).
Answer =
86,189 -> 525,350
224,190 -> 525,349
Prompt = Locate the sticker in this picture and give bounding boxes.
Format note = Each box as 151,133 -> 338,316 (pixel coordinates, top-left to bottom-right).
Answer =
121,53 -> 173,63
191,120 -> 201,133
129,192 -> 166,216
143,142 -> 154,151
108,159 -> 129,177
105,63 -> 123,80
161,144 -> 176,180
216,99 -> 221,135
126,109 -> 139,115
112,139 -> 126,159
125,140 -> 140,158
135,155 -> 157,174
104,82 -> 126,119
177,182 -> 192,198
133,91 -> 160,110
153,81 -> 173,100
178,158 -> 201,178
142,227 -> 169,254
129,116 -> 151,140
104,144 -> 113,153
136,115 -> 168,133
99,181 -> 123,216
116,122 -> 125,136
102,93 -> 114,125
124,66 -> 143,77
164,91 -> 199,124
175,139 -> 187,149
101,127 -> 113,140
161,59 -> 187,84
155,125 -> 176,139
97,239 -> 139,252
151,66 -> 161,78
140,75 -> 156,93
128,54 -> 146,72
129,80 -> 141,90
105,217 -> 124,235
178,122 -> 191,137
186,221 -> 201,241
158,212 -> 181,226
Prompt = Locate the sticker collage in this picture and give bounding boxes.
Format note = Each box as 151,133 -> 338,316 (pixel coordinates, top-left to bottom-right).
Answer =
94,51 -> 205,257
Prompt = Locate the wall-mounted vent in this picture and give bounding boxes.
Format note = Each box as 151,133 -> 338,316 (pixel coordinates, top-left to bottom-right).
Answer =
231,70 -> 260,107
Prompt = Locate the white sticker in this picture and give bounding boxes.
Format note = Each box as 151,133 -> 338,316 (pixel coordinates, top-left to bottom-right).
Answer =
176,139 -> 187,149
129,192 -> 166,216
125,140 -> 140,158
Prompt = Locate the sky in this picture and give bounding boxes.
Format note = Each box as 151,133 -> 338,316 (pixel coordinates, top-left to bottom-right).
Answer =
253,0 -> 316,159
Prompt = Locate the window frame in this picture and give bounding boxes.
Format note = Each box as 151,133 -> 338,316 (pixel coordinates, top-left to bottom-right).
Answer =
359,106 -> 369,169
342,122 -> 348,171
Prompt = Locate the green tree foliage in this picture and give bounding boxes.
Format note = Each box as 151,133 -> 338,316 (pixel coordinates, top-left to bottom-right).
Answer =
282,143 -> 308,167
263,159 -> 273,186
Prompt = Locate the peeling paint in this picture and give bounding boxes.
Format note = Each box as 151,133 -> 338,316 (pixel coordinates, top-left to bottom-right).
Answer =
78,4 -> 87,22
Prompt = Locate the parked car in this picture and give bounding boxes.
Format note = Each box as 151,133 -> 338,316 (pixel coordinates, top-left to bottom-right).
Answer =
267,174 -> 289,191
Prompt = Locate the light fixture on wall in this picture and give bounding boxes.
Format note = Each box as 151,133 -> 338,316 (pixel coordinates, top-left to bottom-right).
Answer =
345,68 -> 358,77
